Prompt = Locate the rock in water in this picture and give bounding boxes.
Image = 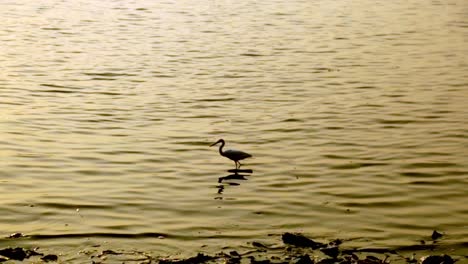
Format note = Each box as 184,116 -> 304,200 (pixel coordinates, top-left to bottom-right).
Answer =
0,247 -> 27,261
422,254 -> 454,264
431,230 -> 443,240
282,233 -> 325,249
295,254 -> 313,264
41,254 -> 58,262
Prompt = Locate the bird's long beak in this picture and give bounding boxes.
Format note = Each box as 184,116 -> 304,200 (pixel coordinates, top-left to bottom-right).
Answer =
210,142 -> 218,147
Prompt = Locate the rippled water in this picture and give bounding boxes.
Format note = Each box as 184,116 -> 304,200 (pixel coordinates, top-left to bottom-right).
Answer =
1,0 -> 468,261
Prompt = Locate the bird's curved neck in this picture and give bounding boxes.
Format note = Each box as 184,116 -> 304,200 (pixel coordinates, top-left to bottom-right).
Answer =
218,141 -> 225,156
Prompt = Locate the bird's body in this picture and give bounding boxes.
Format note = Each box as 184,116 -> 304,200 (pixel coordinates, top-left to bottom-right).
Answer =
210,139 -> 252,168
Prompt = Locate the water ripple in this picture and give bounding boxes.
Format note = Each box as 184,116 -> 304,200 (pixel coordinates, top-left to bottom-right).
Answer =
0,0 -> 467,258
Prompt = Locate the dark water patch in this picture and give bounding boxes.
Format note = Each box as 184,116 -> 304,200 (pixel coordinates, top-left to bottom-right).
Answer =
341,200 -> 410,209
376,118 -> 416,125
354,85 -> 376,90
282,118 -> 302,122
41,27 -> 62,31
38,84 -> 78,94
28,232 -> 167,240
36,202 -> 112,210
310,67 -> 334,72
200,30 -> 218,34
215,74 -> 246,79
38,90 -> 75,93
264,127 -> 303,133
324,126 -> 344,130
129,79 -> 146,83
330,162 -> 387,170
98,150 -> 146,155
96,91 -> 124,96
152,74 -> 175,78
90,77 -> 117,81
356,103 -> 384,108
322,154 -> 349,160
403,162 -> 459,169
359,162 -> 388,167
0,101 -> 23,105
271,12 -> 292,16
78,118 -> 119,123
40,84 -> 68,88
441,170 -> 468,177
446,133 -> 468,139
83,72 -> 137,77
189,114 -> 220,118
307,50 -> 337,54
74,169 -> 108,175
408,180 -> 446,186
197,98 -> 236,102
400,171 -> 441,178
422,115 -> 444,119
173,141 -> 211,147
240,53 -> 264,57
278,80 -> 307,84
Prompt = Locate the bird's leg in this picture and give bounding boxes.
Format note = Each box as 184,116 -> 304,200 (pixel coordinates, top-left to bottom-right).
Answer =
235,161 -> 239,169
238,161 -> 242,168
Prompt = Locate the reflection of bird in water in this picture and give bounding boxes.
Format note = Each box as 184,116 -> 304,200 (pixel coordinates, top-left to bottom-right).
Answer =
210,139 -> 252,169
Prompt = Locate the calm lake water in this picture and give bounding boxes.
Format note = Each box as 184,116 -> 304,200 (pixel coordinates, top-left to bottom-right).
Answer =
1,0 -> 467,262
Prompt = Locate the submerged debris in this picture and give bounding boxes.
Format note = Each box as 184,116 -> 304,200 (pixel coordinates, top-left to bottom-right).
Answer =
431,230 -> 443,241
41,254 -> 58,262
421,254 -> 454,264
282,232 -> 326,249
320,246 -> 340,259
159,253 -> 216,264
295,254 -> 313,264
0,247 -> 42,261
0,231 -> 460,263
7,232 -> 25,239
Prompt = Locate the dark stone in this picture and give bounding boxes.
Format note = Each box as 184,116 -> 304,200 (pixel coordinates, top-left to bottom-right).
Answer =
0,247 -> 28,261
0,247 -> 41,261
8,233 -> 25,239
160,253 -> 216,264
329,239 -> 342,247
248,256 -> 271,264
431,230 -> 443,240
340,253 -> 359,264
321,246 -> 339,259
26,249 -> 43,257
295,254 -> 314,264
41,254 -> 58,262
101,249 -> 119,255
363,256 -> 384,263
226,257 -> 241,264
315,258 -> 336,264
252,241 -> 268,248
422,254 -> 454,264
405,254 -> 417,263
282,233 -> 325,249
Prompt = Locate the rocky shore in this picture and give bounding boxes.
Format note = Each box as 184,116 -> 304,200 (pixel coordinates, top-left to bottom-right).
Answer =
1,231 -> 465,263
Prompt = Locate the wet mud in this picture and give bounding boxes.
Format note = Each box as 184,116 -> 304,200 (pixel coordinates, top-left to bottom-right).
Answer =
2,231 -> 465,263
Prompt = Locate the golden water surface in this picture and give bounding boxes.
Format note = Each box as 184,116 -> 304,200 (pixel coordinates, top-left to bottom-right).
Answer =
1,0 -> 467,262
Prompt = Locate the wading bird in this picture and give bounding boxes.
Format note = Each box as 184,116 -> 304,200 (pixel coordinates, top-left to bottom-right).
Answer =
210,139 -> 252,169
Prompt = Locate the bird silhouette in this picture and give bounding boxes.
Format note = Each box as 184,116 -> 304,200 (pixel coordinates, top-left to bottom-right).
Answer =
210,139 -> 252,169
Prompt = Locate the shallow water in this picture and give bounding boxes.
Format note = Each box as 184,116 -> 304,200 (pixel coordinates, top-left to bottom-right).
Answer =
1,0 -> 468,261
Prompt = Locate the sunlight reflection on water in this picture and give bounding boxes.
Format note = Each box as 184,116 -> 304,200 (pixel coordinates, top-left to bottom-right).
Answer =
1,0 -> 467,260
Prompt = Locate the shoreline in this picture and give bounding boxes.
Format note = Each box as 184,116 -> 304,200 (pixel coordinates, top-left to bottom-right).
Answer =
1,231 -> 465,263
